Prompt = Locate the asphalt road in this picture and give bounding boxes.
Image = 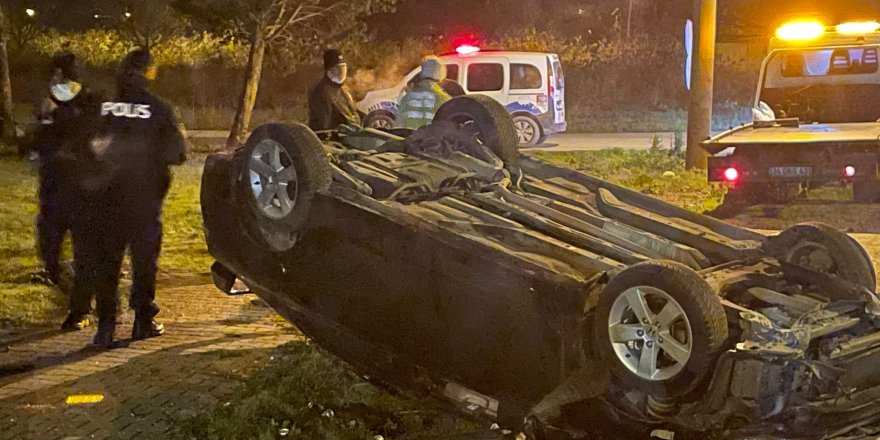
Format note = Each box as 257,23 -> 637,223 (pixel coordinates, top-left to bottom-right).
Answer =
188,130 -> 679,152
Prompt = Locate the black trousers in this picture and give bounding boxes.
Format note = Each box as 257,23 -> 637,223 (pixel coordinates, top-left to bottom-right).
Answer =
37,176 -> 70,281
70,192 -> 163,323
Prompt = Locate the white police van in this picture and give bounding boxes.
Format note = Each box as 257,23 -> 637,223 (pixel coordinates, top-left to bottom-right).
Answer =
357,47 -> 567,146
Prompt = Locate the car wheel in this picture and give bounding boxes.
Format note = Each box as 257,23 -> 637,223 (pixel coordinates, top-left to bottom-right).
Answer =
433,95 -> 519,163
512,115 -> 542,147
593,260 -> 728,400
766,222 -> 876,290
853,181 -> 880,203
365,111 -> 396,130
237,123 -> 332,253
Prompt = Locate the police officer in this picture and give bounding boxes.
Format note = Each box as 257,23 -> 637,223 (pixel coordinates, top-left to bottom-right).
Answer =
31,53 -> 82,290
86,49 -> 187,347
396,57 -> 452,130
308,49 -> 361,132
31,54 -> 105,332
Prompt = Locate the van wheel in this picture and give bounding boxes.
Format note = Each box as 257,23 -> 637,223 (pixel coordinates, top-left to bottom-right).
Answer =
237,123 -> 331,252
512,115 -> 542,146
434,95 -> 518,163
365,111 -> 395,130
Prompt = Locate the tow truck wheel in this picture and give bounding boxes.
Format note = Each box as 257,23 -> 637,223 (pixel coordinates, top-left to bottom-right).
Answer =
766,222 -> 876,291
594,260 -> 728,400
237,123 -> 332,252
434,95 -> 519,163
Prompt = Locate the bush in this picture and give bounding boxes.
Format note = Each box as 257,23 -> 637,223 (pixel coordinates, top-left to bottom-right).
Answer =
29,29 -> 245,68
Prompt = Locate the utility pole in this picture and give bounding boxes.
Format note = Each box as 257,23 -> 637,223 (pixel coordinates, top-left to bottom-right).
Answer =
626,0 -> 634,39
685,0 -> 717,170
0,1 -> 14,140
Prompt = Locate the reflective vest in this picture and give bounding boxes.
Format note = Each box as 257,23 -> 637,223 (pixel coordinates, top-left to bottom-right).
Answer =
396,79 -> 451,130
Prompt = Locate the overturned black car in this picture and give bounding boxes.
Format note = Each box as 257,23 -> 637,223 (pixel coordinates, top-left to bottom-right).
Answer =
202,95 -> 880,439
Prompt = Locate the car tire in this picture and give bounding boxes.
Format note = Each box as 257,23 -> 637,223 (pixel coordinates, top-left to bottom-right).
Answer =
593,260 -> 728,400
853,181 -> 880,203
512,115 -> 543,147
237,123 -> 332,253
434,95 -> 519,163
364,111 -> 396,130
765,222 -> 876,291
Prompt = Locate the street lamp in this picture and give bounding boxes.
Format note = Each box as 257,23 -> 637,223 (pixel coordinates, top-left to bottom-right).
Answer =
124,12 -> 132,18
25,8 -> 36,18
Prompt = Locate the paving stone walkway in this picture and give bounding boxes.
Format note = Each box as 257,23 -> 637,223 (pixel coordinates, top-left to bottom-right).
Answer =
0,281 -> 302,440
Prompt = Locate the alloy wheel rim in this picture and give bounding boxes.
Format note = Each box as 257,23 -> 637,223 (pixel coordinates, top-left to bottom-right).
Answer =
372,118 -> 393,129
607,286 -> 693,381
248,139 -> 299,220
514,119 -> 535,144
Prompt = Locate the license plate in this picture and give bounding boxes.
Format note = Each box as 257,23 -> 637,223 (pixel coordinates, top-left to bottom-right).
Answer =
769,166 -> 812,178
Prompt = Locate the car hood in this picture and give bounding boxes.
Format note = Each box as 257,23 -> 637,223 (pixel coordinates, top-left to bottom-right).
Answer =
703,122 -> 880,154
356,86 -> 402,114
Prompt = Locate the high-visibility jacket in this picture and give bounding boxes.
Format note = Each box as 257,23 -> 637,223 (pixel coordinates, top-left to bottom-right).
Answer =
396,79 -> 451,130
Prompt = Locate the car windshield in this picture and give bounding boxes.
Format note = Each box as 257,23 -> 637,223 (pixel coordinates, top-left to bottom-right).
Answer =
760,46 -> 880,123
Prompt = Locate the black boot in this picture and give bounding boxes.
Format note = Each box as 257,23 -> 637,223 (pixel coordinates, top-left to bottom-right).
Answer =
92,321 -> 117,349
60,313 -> 90,331
131,315 -> 165,340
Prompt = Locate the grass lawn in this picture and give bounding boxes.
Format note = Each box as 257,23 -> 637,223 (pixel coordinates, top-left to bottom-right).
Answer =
175,341 -> 482,440
534,148 -> 727,213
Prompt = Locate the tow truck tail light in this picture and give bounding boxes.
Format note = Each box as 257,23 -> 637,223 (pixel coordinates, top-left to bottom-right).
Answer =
547,60 -> 555,100
845,165 -> 857,177
724,167 -> 740,182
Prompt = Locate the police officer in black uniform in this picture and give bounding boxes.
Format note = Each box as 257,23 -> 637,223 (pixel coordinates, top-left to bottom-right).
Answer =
308,49 -> 361,132
32,54 -> 106,332
31,53 -> 83,290
87,49 -> 187,348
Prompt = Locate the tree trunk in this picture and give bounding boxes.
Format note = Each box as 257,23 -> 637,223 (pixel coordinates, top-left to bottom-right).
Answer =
0,2 -> 16,140
227,22 -> 267,149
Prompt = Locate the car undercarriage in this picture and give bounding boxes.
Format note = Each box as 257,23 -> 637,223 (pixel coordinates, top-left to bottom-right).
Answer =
201,96 -> 880,439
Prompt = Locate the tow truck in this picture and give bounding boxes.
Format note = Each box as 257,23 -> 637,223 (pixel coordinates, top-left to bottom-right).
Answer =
705,20 -> 880,204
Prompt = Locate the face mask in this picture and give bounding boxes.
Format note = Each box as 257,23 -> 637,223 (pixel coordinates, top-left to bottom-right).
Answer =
327,64 -> 348,84
50,81 -> 82,102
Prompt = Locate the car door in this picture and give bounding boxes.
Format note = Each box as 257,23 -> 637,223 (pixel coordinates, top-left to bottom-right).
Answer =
462,57 -> 509,105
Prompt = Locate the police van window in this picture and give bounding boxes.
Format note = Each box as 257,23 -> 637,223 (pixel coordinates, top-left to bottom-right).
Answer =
467,63 -> 504,92
446,64 -> 459,81
510,64 -> 542,90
